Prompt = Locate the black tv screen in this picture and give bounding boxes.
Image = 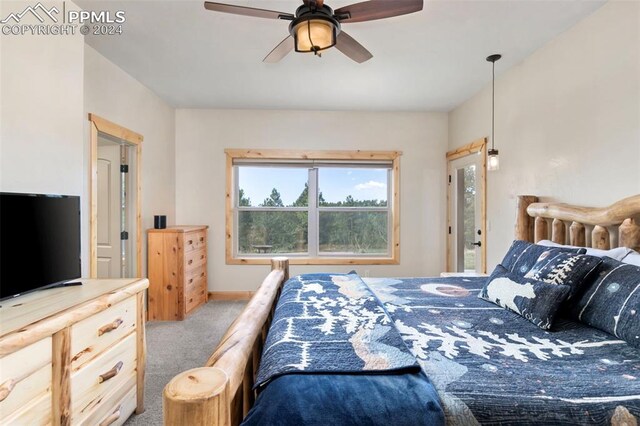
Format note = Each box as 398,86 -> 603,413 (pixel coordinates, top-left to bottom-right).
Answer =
1,192 -> 81,300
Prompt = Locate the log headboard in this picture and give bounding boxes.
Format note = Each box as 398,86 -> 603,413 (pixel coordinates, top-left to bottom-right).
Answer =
515,195 -> 640,251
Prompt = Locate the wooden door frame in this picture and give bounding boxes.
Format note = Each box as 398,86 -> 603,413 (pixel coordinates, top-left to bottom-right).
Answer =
88,113 -> 143,278
445,138 -> 487,273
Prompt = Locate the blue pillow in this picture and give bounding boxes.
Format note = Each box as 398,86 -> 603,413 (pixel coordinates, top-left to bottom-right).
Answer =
571,256 -> 640,348
523,251 -> 602,301
501,240 -> 586,275
479,265 -> 571,330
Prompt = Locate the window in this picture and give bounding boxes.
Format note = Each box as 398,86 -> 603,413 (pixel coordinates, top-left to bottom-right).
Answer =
225,150 -> 400,265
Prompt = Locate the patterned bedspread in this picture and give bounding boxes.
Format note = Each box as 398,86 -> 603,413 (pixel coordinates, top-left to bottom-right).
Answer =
255,273 -> 419,388
365,276 -> 640,425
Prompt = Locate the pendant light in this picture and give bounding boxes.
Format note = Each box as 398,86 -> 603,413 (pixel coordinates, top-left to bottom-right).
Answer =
486,54 -> 502,171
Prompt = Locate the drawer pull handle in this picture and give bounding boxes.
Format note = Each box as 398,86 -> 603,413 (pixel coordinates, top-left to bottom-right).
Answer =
188,239 -> 193,245
188,259 -> 193,265
99,405 -> 122,426
200,272 -> 205,278
200,237 -> 204,242
189,278 -> 193,284
0,378 -> 17,402
98,318 -> 124,336
99,361 -> 124,383
200,255 -> 204,260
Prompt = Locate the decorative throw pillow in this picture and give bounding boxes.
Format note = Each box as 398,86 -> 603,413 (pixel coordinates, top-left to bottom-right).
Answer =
500,240 -> 586,275
571,257 -> 640,348
479,265 -> 571,329
524,252 -> 602,301
622,250 -> 640,267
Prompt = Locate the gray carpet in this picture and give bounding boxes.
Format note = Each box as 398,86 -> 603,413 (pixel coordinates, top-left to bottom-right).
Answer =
125,301 -> 246,426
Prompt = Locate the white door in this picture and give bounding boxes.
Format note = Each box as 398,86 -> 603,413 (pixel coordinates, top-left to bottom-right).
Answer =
97,144 -> 122,278
448,153 -> 484,273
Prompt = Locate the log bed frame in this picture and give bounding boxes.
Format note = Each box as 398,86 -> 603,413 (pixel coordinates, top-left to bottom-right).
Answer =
163,195 -> 640,426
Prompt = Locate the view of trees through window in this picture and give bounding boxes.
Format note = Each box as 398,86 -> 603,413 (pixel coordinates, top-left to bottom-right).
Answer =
463,164 -> 476,270
236,166 -> 390,256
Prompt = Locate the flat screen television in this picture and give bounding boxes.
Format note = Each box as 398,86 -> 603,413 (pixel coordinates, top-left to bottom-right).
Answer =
1,192 -> 81,300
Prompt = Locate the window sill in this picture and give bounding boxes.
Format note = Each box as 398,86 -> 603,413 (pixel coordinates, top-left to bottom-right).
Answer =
226,256 -> 399,266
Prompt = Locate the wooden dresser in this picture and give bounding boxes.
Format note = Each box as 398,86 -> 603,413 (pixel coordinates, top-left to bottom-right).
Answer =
0,278 -> 148,426
147,226 -> 209,321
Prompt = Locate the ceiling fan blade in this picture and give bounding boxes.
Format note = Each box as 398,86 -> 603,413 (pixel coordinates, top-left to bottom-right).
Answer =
263,36 -> 294,63
335,31 -> 373,63
204,1 -> 294,20
334,0 -> 423,23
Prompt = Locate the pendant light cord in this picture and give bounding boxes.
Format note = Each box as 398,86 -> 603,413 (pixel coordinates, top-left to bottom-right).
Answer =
491,60 -> 495,151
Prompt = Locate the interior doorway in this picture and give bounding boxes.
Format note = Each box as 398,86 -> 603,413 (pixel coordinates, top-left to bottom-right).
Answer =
446,138 -> 487,274
89,114 -> 143,278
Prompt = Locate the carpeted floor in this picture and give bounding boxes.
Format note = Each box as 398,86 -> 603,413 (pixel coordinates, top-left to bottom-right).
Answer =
125,301 -> 246,425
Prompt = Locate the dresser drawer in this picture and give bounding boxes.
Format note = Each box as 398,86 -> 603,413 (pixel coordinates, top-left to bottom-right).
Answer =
185,248 -> 206,271
185,283 -> 207,314
0,337 -> 51,420
71,296 -> 137,370
78,377 -> 136,426
185,265 -> 206,292
71,333 -> 137,422
0,390 -> 51,426
183,230 -> 206,253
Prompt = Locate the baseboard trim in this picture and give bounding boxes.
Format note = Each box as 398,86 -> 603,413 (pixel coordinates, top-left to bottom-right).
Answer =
208,291 -> 254,301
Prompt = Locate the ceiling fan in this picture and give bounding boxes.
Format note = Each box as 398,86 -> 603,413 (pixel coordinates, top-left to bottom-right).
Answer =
204,0 -> 423,63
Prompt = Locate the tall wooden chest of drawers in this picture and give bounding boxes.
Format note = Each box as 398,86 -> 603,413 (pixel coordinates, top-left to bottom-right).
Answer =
0,278 -> 148,426
147,226 -> 209,321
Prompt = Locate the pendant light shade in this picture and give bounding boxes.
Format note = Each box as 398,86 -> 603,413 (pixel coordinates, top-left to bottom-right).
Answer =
486,54 -> 502,171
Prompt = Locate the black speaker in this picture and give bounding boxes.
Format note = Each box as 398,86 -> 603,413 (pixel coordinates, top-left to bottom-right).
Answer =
154,215 -> 167,229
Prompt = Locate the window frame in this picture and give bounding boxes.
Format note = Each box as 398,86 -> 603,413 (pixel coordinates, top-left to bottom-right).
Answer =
225,149 -> 401,265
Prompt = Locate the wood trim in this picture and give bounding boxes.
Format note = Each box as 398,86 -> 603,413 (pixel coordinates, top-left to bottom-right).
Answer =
225,152 -> 234,265
446,139 -> 486,161
88,114 -> 143,278
226,257 -> 399,266
52,327 -> 71,426
224,149 -> 401,161
208,292 -> 255,301
445,138 -> 487,273
88,114 -> 143,146
135,291 -> 146,414
225,149 -> 401,265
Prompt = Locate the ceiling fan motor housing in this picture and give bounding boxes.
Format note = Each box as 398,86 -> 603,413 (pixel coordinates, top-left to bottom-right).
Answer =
289,4 -> 341,53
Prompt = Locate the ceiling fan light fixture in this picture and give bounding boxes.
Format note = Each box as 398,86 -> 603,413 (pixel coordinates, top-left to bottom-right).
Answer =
292,18 -> 337,53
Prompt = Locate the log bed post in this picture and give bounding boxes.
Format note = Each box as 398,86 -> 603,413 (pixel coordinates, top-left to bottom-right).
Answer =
163,257 -> 290,426
515,196 -> 538,242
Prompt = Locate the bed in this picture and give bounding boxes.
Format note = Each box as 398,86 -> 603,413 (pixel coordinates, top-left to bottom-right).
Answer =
163,194 -> 640,426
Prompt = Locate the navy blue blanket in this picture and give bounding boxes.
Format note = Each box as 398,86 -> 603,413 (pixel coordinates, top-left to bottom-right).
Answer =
365,276 -> 640,425
243,372 -> 444,426
255,273 -> 419,388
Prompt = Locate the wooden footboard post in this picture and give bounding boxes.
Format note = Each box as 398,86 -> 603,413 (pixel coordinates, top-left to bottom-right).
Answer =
515,196 -> 538,242
164,367 -> 230,426
271,256 -> 289,282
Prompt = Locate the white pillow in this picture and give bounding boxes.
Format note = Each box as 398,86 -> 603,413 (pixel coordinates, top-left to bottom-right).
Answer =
537,240 -> 632,261
622,250 -> 640,266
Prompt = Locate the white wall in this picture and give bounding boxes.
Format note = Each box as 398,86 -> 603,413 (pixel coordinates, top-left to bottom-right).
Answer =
84,45 -> 176,277
175,109 -> 448,291
0,1 -> 87,271
449,0 -> 640,271
0,2 -> 176,278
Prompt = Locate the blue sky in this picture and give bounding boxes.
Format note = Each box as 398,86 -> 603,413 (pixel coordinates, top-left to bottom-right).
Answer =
238,167 -> 388,206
